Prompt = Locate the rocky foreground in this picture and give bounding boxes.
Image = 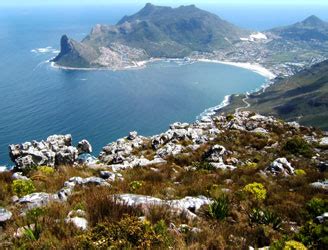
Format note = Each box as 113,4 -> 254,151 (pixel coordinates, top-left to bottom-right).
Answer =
0,111 -> 327,249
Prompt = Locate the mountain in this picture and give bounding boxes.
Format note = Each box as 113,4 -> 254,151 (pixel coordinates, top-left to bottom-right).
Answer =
53,3 -> 250,68
241,60 -> 328,130
270,15 -> 328,41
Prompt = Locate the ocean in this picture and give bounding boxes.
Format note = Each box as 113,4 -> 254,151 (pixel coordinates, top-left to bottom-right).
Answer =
3,4 -> 325,166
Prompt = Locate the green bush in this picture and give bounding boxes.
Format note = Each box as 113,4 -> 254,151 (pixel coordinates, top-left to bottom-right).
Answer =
12,179 -> 36,198
208,195 -> 229,220
80,215 -> 171,248
129,181 -> 143,192
193,161 -> 215,171
283,137 -> 313,157
283,240 -> 307,250
226,114 -> 234,121
243,182 -> 267,201
295,220 -> 328,249
244,162 -> 258,169
306,198 -> 328,218
37,166 -> 55,175
294,169 -> 306,176
249,208 -> 282,230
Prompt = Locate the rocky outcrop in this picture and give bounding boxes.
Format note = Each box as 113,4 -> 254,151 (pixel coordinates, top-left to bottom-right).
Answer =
265,158 -> 295,176
116,194 -> 212,219
9,135 -> 91,172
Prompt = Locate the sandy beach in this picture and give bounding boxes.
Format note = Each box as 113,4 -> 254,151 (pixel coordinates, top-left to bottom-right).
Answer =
196,59 -> 276,80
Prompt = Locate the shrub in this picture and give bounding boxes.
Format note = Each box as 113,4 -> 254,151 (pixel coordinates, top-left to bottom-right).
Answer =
79,215 -> 171,248
37,166 -> 55,175
249,208 -> 282,230
294,169 -> 306,176
83,187 -> 142,225
12,179 -> 36,198
208,195 -> 229,220
193,161 -> 215,171
226,114 -> 234,121
283,137 -> 313,157
243,182 -> 267,201
244,162 -> 258,169
129,181 -> 143,192
283,240 -> 307,250
306,198 -> 328,218
295,220 -> 328,248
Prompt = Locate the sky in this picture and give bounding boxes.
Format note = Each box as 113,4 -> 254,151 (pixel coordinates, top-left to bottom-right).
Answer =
1,0 -> 328,6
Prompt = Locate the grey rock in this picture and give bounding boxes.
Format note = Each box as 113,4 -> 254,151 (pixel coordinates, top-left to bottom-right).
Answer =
128,131 -> 138,140
0,208 -> 12,223
205,145 -> 226,162
315,212 -> 328,224
319,137 -> 328,146
66,217 -> 88,231
77,140 -> 92,154
17,192 -> 59,210
12,172 -> 30,181
310,180 -> 328,190
266,157 -> 294,176
55,146 -> 78,165
9,134 -> 81,171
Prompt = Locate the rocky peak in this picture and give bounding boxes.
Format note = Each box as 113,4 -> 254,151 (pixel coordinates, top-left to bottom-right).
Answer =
301,15 -> 326,27
60,35 -> 72,54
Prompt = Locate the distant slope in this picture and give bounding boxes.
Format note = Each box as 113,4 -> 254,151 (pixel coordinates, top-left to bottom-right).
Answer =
246,60 -> 328,130
53,3 -> 250,68
269,15 -> 328,41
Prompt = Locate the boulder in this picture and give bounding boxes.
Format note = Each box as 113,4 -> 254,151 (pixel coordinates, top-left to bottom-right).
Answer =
66,217 -> 88,231
204,145 -> 226,162
266,158 -> 294,176
77,140 -> 92,154
315,212 -> 328,224
12,172 -> 30,181
128,131 -> 138,140
310,180 -> 328,190
17,192 -> 59,210
66,209 -> 88,230
116,194 -> 212,219
55,146 -> 78,165
319,137 -> 328,146
0,208 -> 12,223
210,162 -> 236,170
77,153 -> 98,165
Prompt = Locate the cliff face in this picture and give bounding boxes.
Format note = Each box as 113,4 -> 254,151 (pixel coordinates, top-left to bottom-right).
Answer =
52,35 -> 100,68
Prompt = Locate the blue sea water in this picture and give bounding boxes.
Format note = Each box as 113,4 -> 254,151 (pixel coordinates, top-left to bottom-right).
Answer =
3,4 -> 326,166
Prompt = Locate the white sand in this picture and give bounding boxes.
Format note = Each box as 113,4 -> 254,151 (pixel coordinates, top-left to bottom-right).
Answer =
196,59 -> 276,80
